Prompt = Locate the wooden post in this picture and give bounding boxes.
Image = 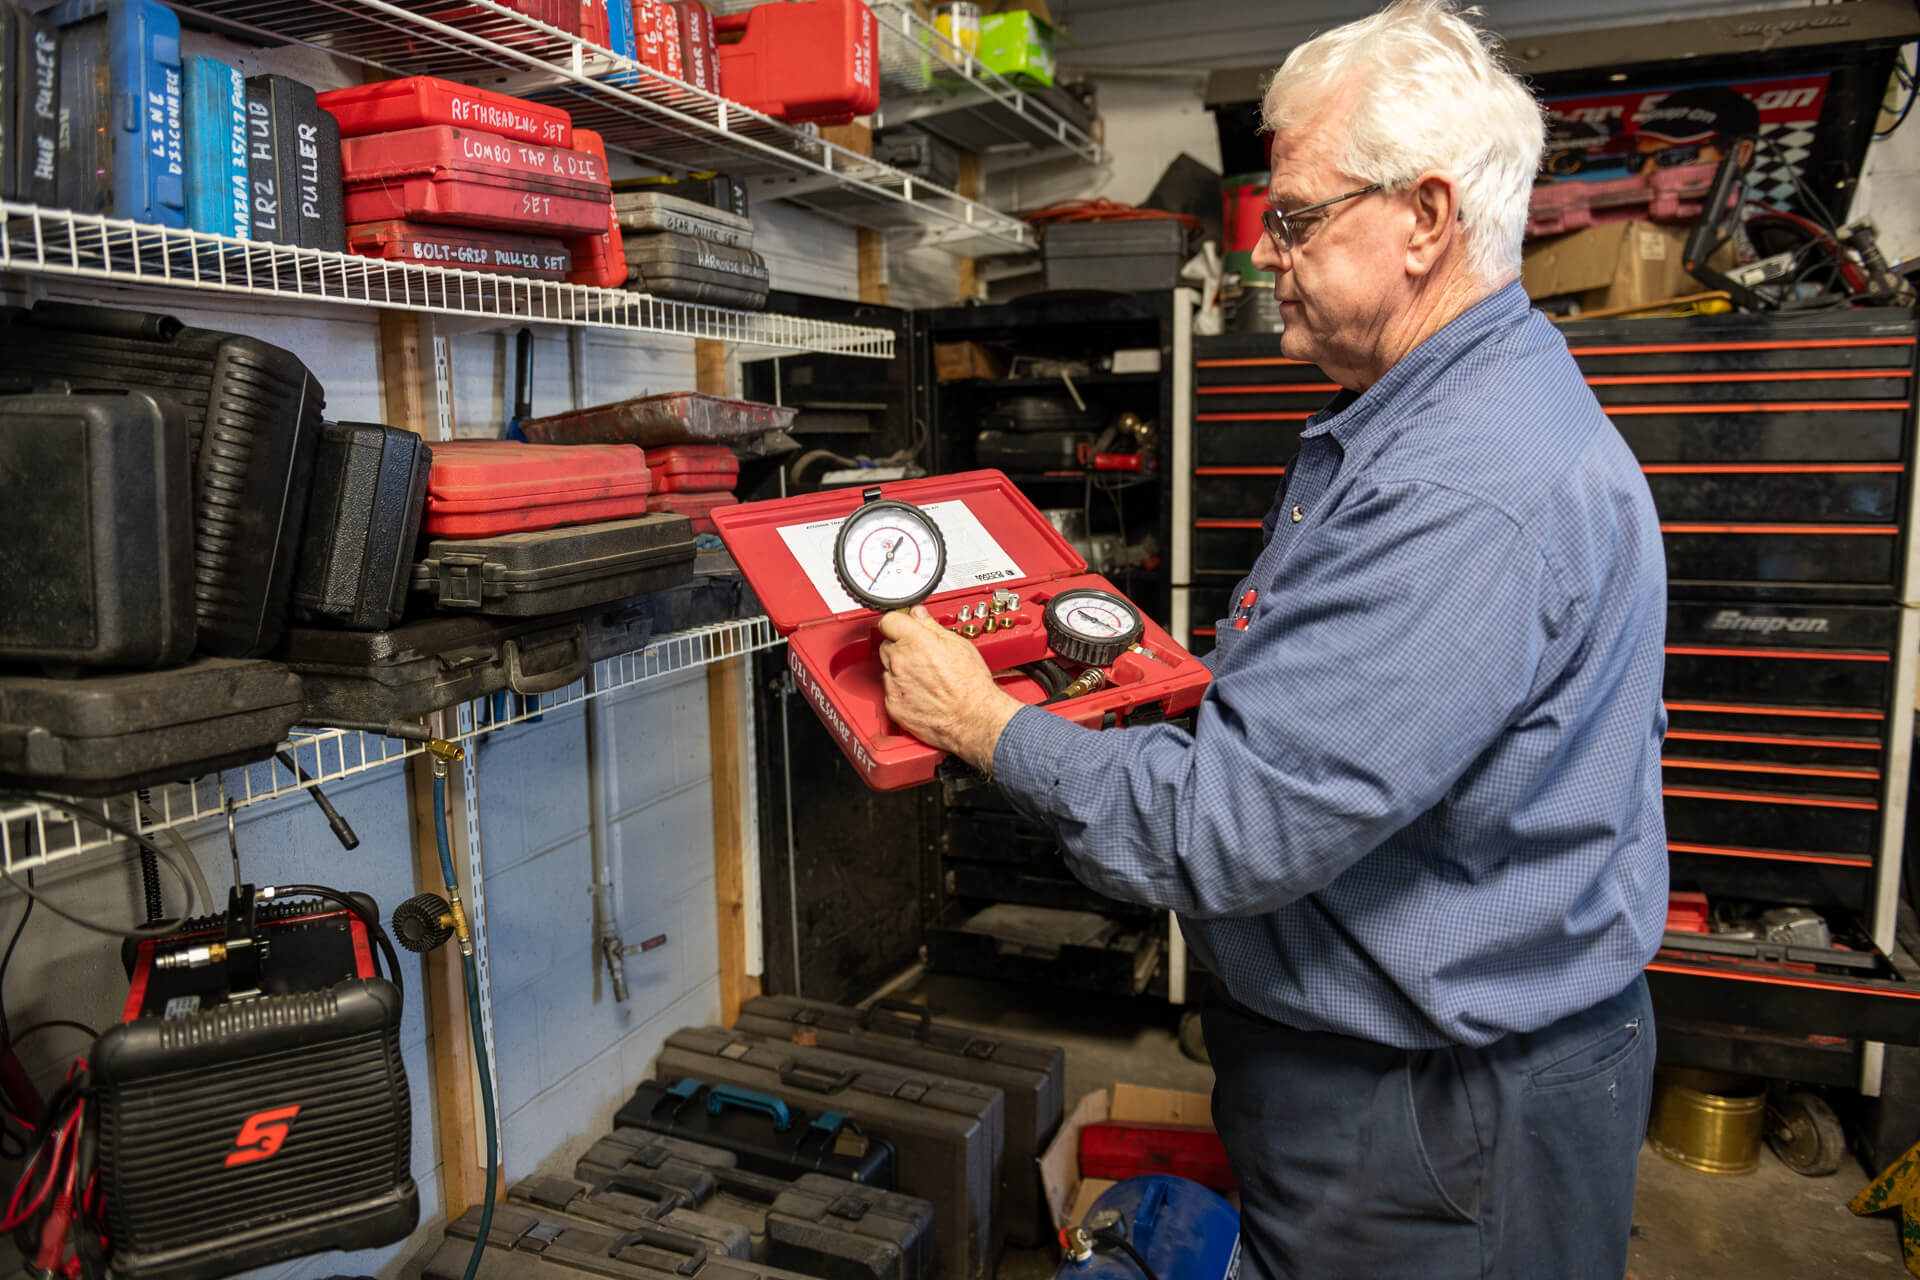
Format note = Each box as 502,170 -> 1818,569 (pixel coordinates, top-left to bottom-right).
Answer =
708,656 -> 759,1024
378,311 -> 433,436
694,339 -> 729,396
956,150 -> 982,303
857,229 -> 890,306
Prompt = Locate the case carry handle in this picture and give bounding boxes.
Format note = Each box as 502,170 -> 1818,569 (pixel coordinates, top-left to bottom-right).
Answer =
777,1059 -> 857,1095
609,1224 -> 707,1277
705,1083 -> 792,1131
859,997 -> 932,1039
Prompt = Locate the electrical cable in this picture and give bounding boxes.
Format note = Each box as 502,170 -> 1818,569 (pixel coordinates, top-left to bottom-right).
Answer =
133,791 -> 163,925
7,1022 -> 98,1054
0,792 -> 201,935
0,881 -> 33,1053
433,770 -> 496,1280
1090,1228 -> 1165,1280
1878,44 -> 1918,140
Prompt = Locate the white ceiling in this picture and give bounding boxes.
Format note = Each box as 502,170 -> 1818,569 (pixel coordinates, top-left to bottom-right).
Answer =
1047,0 -> 1825,72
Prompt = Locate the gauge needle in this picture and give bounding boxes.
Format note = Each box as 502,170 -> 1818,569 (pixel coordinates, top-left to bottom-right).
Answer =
868,538 -> 900,587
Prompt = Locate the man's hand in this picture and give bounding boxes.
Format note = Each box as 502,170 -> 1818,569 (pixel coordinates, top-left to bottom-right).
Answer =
876,606 -> 1024,772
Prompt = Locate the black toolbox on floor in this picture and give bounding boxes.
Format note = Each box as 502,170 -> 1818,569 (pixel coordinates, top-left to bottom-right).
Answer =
0,659 -> 304,793
0,301 -> 326,658
281,610 -> 593,724
410,514 -> 695,616
612,1077 -> 897,1187
511,1175 -> 749,1260
425,1203 -> 819,1280
735,995 -> 1062,1248
656,1027 -> 1002,1280
0,387 -> 196,668
293,422 -> 431,630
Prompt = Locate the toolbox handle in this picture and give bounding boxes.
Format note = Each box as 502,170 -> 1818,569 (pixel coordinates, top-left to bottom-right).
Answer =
597,1172 -> 688,1213
505,626 -> 586,695
709,1167 -> 781,1205
609,1224 -> 708,1277
777,1059 -> 858,1096
655,1077 -> 706,1119
705,1084 -> 793,1131
28,300 -> 180,340
859,998 -> 932,1040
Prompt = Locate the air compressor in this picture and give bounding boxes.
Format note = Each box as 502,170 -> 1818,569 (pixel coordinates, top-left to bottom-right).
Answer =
1057,1175 -> 1241,1280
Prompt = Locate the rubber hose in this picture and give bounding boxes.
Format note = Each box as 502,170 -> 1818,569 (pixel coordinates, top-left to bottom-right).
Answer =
435,771 -> 497,1280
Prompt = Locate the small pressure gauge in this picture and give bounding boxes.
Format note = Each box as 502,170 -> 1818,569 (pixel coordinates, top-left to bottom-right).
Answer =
832,497 -> 948,611
1043,588 -> 1145,665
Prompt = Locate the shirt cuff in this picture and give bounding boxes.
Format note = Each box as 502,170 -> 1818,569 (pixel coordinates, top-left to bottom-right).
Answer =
992,704 -> 1092,816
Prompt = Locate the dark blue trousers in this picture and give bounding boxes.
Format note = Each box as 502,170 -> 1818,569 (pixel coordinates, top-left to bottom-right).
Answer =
1204,975 -> 1654,1280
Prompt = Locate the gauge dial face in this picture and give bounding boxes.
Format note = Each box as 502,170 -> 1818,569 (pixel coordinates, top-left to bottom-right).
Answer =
1051,590 -> 1142,641
833,500 -> 948,610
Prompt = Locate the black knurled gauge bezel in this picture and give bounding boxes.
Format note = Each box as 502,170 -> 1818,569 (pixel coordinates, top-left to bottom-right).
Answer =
1043,588 -> 1145,665
832,497 -> 948,611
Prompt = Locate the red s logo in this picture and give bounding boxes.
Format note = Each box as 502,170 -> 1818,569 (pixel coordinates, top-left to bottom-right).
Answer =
224,1105 -> 301,1168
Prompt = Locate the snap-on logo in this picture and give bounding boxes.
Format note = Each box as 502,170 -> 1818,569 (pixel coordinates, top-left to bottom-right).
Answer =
225,1104 -> 301,1168
1705,609 -> 1830,635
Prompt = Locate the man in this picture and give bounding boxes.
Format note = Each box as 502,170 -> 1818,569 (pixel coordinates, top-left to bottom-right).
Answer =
877,2 -> 1668,1276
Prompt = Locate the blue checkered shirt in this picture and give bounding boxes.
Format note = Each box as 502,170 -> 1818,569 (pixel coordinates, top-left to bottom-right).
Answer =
994,282 -> 1670,1049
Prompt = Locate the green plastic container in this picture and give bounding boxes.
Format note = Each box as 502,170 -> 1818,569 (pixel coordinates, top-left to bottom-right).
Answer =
979,10 -> 1054,87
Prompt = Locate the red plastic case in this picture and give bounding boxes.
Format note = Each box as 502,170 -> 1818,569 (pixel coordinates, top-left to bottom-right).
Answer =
580,0 -> 610,47
715,0 -> 878,125
649,490 -> 738,533
347,219 -> 572,279
713,471 -> 1210,790
565,128 -> 628,288
673,1 -> 718,94
423,441 -> 652,537
633,0 -> 684,80
645,443 -> 738,492
317,77 -> 573,148
341,126 -> 611,235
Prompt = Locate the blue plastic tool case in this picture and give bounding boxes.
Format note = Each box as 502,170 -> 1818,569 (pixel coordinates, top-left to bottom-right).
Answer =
182,54 -> 248,237
49,0 -> 184,226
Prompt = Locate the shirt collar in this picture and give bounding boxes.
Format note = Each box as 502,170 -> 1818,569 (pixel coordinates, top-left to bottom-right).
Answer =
1299,281 -> 1533,445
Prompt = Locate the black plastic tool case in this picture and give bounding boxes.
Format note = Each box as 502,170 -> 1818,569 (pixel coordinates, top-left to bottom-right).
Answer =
613,1078 -> 897,1188
294,422 -> 431,630
574,1130 -> 734,1191
410,514 -> 695,616
246,73 -> 345,250
0,302 -> 326,658
512,1174 -> 749,1259
624,231 -> 770,308
0,659 -> 303,793
657,1027 -> 1003,1280
583,551 -> 758,660
736,995 -> 1063,1247
0,388 -> 195,668
426,1203 -> 822,1280
281,610 -> 594,723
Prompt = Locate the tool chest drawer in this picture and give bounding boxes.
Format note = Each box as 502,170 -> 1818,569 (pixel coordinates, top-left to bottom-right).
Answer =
1560,312 -> 1918,600
1648,945 -> 1920,1051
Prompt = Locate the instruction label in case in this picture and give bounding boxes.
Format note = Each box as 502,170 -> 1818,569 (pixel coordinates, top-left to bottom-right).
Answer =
777,498 -> 1024,614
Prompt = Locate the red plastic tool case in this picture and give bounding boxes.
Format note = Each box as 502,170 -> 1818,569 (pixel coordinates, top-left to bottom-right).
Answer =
1526,162 -> 1717,238
714,0 -> 878,125
633,0 -> 684,80
645,444 -> 737,492
317,76 -> 573,148
581,0 -> 611,47
674,1 -> 718,94
423,441 -> 652,537
347,220 -> 572,279
650,490 -> 737,533
565,128 -> 627,288
340,126 -> 611,235
713,471 -> 1210,790
1079,1123 -> 1236,1193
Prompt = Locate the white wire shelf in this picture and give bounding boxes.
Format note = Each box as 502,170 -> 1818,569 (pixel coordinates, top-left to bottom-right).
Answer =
866,1 -> 1103,171
0,204 -> 894,357
0,616 -> 784,876
170,0 -> 1037,257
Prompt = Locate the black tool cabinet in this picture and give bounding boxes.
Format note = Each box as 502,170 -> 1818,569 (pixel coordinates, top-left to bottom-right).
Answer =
743,289 -> 1197,1009
1183,313 -> 1920,1155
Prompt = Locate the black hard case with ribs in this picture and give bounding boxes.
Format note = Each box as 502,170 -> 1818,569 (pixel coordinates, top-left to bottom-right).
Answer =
423,1203 -> 820,1280
293,421 -> 431,630
512,1174 -> 749,1260
410,514 -> 696,616
735,995 -> 1062,1247
0,301 -> 325,658
656,1026 -> 1002,1280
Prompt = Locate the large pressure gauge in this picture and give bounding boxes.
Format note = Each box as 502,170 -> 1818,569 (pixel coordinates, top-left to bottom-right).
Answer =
833,497 -> 948,611
1043,588 -> 1145,665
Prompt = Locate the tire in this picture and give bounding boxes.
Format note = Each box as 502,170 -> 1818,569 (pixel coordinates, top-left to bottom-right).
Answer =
1768,1090 -> 1846,1176
1177,1007 -> 1210,1065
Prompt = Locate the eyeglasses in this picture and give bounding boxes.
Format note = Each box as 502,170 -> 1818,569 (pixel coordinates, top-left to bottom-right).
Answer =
1260,183 -> 1384,253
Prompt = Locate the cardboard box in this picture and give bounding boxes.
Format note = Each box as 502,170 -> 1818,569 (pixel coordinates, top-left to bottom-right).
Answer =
1040,1084 -> 1218,1231
934,340 -> 1006,382
980,10 -> 1054,87
1521,219 -> 1725,312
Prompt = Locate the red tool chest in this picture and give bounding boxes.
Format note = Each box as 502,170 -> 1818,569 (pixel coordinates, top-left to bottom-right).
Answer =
341,126 -> 612,235
422,441 -> 652,537
645,443 -> 737,492
649,490 -> 737,533
1079,1122 -> 1236,1193
564,128 -> 627,288
674,0 -> 718,94
714,471 -> 1210,790
633,0 -> 684,80
346,220 -> 572,279
715,0 -> 878,125
318,76 -> 572,148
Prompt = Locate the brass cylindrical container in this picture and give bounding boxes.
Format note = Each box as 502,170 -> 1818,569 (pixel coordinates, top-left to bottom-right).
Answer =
1647,1068 -> 1767,1175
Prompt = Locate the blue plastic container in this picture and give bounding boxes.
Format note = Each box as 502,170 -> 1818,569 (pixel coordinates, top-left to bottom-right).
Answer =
182,54 -> 249,238
1057,1176 -> 1241,1280
49,0 -> 185,227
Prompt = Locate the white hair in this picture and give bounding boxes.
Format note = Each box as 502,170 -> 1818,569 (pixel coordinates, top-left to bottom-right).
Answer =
1261,0 -> 1543,286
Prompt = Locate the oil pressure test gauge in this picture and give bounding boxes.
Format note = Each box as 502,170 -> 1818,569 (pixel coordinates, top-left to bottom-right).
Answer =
833,496 -> 948,611
1044,588 -> 1145,665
